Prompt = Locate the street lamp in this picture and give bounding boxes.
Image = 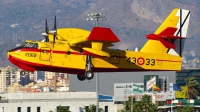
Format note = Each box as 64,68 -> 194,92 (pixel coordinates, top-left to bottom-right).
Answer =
87,13 -> 107,27
87,13 -> 106,112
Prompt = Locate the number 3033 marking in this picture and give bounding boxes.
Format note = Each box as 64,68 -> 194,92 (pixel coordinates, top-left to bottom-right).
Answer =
126,57 -> 155,66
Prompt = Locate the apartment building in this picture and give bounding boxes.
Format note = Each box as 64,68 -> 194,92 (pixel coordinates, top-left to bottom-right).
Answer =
44,72 -> 69,87
0,66 -> 17,93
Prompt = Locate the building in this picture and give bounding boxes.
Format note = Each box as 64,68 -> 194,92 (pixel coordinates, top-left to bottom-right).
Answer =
0,66 -> 17,93
176,69 -> 200,86
0,92 -> 115,112
69,71 -> 176,96
114,82 -> 174,102
44,72 -> 69,87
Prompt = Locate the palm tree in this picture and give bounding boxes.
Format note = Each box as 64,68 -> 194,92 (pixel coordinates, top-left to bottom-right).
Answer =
124,96 -> 136,111
133,102 -> 142,112
140,94 -> 151,111
185,76 -> 200,105
120,94 -> 164,112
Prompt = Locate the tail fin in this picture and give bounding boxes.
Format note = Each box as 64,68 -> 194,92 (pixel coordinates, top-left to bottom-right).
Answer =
140,8 -> 190,56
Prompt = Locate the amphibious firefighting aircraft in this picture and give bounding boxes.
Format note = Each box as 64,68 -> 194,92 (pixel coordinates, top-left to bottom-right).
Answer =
7,8 -> 190,81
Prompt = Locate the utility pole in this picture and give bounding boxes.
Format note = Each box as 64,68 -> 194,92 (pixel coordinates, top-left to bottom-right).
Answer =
87,13 -> 106,112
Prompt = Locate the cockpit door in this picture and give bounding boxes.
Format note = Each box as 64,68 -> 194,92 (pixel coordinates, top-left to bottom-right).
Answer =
40,47 -> 51,61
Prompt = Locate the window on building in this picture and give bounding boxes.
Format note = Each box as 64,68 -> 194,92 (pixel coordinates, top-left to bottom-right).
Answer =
2,107 -> 4,112
85,106 -> 89,112
105,106 -> 108,112
27,107 -> 31,112
17,107 -> 21,112
37,107 -> 40,112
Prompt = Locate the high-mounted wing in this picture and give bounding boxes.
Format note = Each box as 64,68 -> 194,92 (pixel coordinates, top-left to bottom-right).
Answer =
82,27 -> 120,57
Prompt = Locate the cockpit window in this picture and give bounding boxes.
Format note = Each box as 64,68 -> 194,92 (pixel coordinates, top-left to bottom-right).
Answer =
21,42 -> 28,47
25,43 -> 34,47
32,43 -> 38,48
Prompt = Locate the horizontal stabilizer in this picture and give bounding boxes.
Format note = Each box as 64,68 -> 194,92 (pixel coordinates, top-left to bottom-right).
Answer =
161,35 -> 185,39
159,38 -> 176,48
88,27 -> 120,42
146,27 -> 186,48
83,48 -> 110,57
159,27 -> 177,36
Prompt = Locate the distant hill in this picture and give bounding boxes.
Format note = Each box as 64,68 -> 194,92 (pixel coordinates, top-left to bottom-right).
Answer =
1,0 -> 200,66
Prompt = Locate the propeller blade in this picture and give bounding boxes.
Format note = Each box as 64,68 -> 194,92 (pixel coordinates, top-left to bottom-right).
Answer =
45,18 -> 49,34
45,18 -> 49,42
54,15 -> 57,30
45,36 -> 48,42
52,15 -> 57,46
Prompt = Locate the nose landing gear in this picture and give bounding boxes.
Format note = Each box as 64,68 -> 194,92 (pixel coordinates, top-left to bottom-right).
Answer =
20,70 -> 26,76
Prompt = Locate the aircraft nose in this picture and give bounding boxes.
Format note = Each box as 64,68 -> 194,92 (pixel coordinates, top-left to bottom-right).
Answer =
7,52 -> 11,59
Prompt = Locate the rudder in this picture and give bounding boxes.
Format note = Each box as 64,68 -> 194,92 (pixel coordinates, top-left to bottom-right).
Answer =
140,8 -> 190,56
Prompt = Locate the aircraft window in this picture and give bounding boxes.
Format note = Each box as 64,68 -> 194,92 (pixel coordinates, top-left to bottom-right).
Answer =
32,43 -> 38,48
25,43 -> 34,47
21,42 -> 28,47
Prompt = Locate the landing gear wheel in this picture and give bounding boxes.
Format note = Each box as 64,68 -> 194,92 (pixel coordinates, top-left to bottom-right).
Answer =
20,71 -> 25,76
77,75 -> 85,81
85,70 -> 94,80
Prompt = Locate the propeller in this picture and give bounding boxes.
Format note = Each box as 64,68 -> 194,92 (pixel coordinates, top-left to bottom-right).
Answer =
52,15 -> 57,47
45,18 -> 49,42
41,15 -> 57,44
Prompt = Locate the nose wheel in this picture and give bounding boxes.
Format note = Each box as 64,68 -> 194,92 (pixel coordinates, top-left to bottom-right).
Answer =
20,71 -> 26,76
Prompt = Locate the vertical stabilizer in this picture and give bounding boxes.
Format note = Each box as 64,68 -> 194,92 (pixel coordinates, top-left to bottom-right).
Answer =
140,8 -> 190,56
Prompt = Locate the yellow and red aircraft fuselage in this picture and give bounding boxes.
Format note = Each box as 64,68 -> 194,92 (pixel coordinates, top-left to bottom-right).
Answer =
8,42 -> 182,74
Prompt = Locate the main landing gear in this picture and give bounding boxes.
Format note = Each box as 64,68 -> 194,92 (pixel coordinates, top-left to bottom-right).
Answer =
77,55 -> 94,81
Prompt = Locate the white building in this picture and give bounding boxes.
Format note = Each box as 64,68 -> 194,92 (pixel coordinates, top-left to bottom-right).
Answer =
0,92 -> 116,112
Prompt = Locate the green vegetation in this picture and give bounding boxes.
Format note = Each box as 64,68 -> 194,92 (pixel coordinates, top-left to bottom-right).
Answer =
49,105 -> 71,112
84,104 -> 103,112
183,76 -> 200,105
174,106 -> 194,112
119,94 -> 163,112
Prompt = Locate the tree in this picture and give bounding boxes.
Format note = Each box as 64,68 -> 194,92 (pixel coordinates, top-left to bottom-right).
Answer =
124,96 -> 136,111
120,94 -> 162,112
174,106 -> 194,112
84,104 -> 103,112
182,106 -> 194,112
184,76 -> 200,105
